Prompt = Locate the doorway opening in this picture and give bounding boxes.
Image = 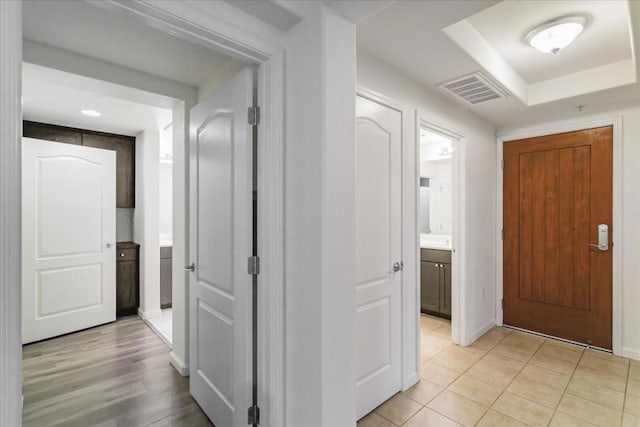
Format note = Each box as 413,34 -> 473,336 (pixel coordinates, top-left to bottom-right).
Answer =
18,1 -> 264,425
418,126 -> 456,357
148,121 -> 176,346
417,121 -> 465,351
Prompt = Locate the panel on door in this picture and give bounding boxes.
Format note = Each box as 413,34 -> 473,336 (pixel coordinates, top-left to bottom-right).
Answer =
189,67 -> 253,427
503,127 -> 613,349
22,138 -> 116,343
356,94 -> 402,419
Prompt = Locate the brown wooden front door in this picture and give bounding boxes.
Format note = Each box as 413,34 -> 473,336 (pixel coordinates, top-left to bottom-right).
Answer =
503,126 -> 613,349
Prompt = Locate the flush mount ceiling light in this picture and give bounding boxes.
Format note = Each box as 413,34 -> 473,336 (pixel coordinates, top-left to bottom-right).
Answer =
525,15 -> 588,54
81,109 -> 101,117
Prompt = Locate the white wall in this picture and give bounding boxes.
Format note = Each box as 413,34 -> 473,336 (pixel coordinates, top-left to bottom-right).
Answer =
357,51 -> 498,368
24,40 -> 196,109
134,130 -> 161,319
198,58 -> 246,102
284,4 -> 357,426
499,104 -> 640,360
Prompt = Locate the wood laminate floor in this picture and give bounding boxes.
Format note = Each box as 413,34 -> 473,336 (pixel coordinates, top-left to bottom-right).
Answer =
23,317 -> 213,427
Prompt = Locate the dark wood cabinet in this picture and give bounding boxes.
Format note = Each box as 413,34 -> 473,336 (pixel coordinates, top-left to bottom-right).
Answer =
420,248 -> 451,319
421,260 -> 441,313
116,242 -> 139,317
23,121 -> 135,208
440,262 -> 451,317
22,121 -> 82,145
82,133 -> 135,208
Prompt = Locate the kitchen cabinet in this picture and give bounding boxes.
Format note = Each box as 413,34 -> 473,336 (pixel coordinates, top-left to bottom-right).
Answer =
116,242 -> 139,316
420,248 -> 451,319
22,121 -> 82,145
23,121 -> 136,208
82,133 -> 135,208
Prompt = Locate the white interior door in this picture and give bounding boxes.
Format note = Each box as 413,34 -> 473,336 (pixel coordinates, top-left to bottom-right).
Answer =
22,138 -> 116,344
356,94 -> 403,418
189,67 -> 253,427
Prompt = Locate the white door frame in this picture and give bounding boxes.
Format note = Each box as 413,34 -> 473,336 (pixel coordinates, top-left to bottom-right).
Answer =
0,2 -> 23,426
0,1 -> 286,425
495,117 -> 623,356
415,117 -> 467,348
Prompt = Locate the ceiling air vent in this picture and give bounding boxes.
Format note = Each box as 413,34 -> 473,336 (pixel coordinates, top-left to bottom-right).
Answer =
438,72 -> 510,105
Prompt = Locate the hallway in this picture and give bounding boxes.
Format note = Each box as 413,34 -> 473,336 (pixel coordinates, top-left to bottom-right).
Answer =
22,318 -> 211,427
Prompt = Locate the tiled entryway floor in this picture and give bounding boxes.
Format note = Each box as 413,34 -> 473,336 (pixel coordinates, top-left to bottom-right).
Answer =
358,314 -> 640,426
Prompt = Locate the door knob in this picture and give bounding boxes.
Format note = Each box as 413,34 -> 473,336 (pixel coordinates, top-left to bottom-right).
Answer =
393,262 -> 404,272
185,263 -> 195,272
106,243 -> 113,248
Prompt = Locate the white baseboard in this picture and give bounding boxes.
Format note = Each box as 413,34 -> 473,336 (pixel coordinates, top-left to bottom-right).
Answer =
622,347 -> 640,362
169,351 -> 190,376
137,308 -> 162,320
463,319 -> 496,346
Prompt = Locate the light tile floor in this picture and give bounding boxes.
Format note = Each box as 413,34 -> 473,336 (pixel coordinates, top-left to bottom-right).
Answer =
358,314 -> 640,427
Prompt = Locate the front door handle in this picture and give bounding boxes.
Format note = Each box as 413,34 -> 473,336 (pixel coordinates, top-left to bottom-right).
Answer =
185,263 -> 195,272
589,224 -> 609,251
393,262 -> 404,272
597,224 -> 609,251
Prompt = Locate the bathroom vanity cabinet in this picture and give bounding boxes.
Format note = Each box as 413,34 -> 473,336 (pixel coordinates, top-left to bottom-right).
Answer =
420,248 -> 452,319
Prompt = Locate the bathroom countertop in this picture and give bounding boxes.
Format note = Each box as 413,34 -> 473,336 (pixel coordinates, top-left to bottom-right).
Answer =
420,234 -> 452,250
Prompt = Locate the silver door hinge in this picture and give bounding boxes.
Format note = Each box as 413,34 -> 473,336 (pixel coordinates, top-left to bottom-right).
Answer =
248,106 -> 260,126
248,256 -> 260,275
502,299 -> 505,309
501,159 -> 504,170
248,405 -> 260,425
501,229 -> 504,240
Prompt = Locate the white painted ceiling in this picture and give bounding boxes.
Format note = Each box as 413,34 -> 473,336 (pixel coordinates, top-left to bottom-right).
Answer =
468,1 -> 632,84
224,0 -> 300,32
23,0 -> 233,87
358,1 -> 499,91
323,0 -> 395,23
358,0 -> 640,127
23,63 -> 172,137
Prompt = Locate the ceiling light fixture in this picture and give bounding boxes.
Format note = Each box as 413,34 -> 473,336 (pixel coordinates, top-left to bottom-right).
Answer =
81,109 -> 101,117
525,15 -> 588,54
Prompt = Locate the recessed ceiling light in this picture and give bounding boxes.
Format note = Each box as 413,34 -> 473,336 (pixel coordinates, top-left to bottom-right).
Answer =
525,15 -> 588,54
81,109 -> 101,117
